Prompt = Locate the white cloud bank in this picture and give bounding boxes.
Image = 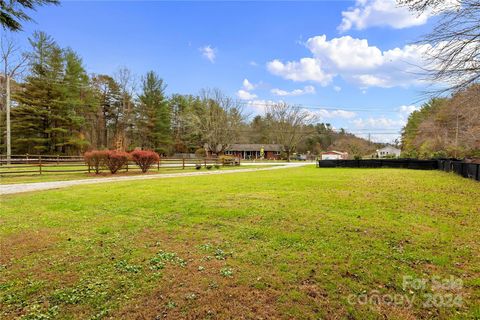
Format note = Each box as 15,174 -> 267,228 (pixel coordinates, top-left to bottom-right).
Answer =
267,34 -> 431,88
267,58 -> 333,86
236,90 -> 257,100
351,117 -> 406,129
271,85 -> 316,97
338,0 -> 459,32
338,0 -> 429,32
350,104 -> 418,129
244,100 -> 356,121
346,104 -> 419,142
314,109 -> 357,119
200,45 -> 216,63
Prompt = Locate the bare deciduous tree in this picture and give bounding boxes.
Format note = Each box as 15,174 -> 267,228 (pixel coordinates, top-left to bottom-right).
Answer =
399,0 -> 480,93
114,67 -> 136,150
265,102 -> 316,162
1,35 -> 27,163
190,88 -> 245,155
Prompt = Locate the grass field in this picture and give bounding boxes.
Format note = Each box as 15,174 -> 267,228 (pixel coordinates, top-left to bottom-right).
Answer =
0,167 -> 479,319
0,165 -> 270,185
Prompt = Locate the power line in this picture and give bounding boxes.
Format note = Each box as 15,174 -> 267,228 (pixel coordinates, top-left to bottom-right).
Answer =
238,100 -> 407,113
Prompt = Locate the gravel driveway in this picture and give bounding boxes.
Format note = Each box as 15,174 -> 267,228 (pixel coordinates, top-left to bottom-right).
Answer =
1,163 -> 310,195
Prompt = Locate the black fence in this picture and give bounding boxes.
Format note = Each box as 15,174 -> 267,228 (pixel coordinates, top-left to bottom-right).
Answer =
437,159 -> 480,181
317,159 -> 480,182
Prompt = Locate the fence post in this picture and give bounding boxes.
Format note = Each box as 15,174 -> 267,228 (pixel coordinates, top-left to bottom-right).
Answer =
57,154 -> 60,165
182,157 -> 185,169
157,160 -> 160,171
477,164 -> 480,181
204,158 -> 207,168
39,155 -> 42,175
126,162 -> 128,172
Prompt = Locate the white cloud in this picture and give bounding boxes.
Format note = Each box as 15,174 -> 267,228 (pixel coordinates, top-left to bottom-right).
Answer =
271,85 -> 316,97
300,108 -> 356,123
316,109 -> 357,119
356,133 -> 399,143
338,0 -> 431,32
266,58 -> 333,86
351,117 -> 406,129
334,86 -> 342,92
236,89 -> 257,100
245,99 -> 278,113
306,35 -> 384,71
267,34 -> 431,88
338,0 -> 460,32
242,78 -> 256,91
200,45 -> 216,63
236,78 -> 259,99
348,104 -> 419,143
249,61 -> 258,67
398,105 -> 419,117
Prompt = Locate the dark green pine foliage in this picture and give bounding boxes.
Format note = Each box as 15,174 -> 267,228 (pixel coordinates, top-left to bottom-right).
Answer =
137,71 -> 171,153
61,49 -> 93,153
12,32 -> 91,155
12,32 -> 64,154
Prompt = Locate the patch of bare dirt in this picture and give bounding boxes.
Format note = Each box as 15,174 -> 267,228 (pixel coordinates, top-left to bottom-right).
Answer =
0,229 -> 59,264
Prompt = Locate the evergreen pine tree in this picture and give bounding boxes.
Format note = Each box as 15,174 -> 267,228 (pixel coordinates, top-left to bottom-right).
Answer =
137,71 -> 171,153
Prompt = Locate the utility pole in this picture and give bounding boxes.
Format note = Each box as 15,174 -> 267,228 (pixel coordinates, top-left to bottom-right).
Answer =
454,111 -> 459,159
1,36 -> 27,165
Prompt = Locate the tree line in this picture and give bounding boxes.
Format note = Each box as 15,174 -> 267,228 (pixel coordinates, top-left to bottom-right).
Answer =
1,31 -> 380,159
401,84 -> 480,159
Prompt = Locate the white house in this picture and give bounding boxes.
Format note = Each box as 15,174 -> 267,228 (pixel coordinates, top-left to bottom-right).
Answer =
320,150 -> 348,160
376,146 -> 401,158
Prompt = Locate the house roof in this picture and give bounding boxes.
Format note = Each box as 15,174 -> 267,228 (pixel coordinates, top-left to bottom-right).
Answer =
226,144 -> 283,152
321,150 -> 347,155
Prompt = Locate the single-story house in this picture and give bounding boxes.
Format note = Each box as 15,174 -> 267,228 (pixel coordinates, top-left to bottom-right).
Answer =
320,150 -> 348,160
376,146 -> 401,158
224,144 -> 283,160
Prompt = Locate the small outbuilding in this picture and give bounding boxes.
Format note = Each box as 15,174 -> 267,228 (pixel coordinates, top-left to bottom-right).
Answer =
376,146 -> 401,158
320,150 -> 348,160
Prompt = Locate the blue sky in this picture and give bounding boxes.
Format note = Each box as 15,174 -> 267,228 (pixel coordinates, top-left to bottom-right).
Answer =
9,0 -> 441,142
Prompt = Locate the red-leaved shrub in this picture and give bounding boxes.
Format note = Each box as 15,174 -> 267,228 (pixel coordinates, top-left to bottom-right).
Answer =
130,150 -> 160,173
105,150 -> 129,174
84,150 -> 108,174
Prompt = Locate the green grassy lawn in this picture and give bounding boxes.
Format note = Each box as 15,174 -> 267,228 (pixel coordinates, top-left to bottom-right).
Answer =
0,164 -> 265,185
0,167 -> 479,319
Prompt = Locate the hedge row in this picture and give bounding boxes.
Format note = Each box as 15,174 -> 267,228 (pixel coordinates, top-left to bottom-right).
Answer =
84,150 -> 160,174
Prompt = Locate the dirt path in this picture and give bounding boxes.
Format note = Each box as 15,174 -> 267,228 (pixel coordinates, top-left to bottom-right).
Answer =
1,163 -> 310,195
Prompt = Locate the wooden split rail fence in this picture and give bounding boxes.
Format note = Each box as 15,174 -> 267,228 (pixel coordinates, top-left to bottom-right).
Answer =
0,154 -> 240,176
